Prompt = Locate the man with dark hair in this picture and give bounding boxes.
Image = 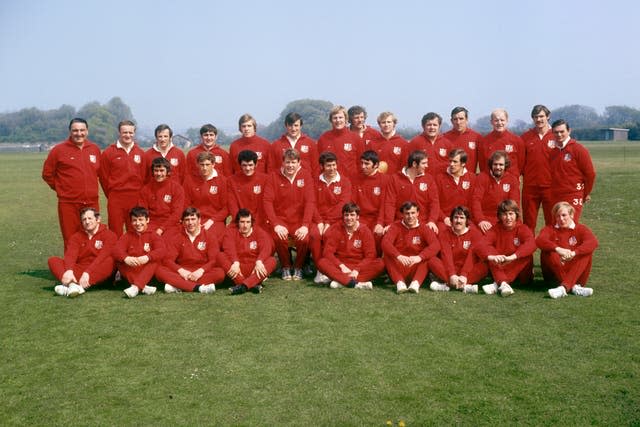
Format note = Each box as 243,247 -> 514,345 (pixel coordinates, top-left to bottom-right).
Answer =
43,118 -> 101,249
138,157 -> 185,237
221,209 -> 277,295
143,124 -> 187,184
187,123 -> 232,180
315,202 -> 385,289
49,207 -> 117,297
268,112 -> 319,177
478,109 -> 525,178
99,120 -> 146,236
409,112 -> 452,176
155,207 -> 222,294
113,206 -> 167,298
549,120 -> 596,222
318,105 -> 364,181
435,148 -> 475,227
348,105 -> 382,146
230,114 -> 271,174
444,106 -> 483,173
228,150 -> 270,227
352,150 -> 389,247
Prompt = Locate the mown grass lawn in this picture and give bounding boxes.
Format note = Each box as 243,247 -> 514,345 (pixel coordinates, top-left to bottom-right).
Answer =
0,143 -> 638,425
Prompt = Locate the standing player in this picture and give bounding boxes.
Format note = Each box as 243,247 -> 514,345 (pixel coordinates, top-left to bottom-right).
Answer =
478,109 -> 525,178
144,124 -> 186,184
348,105 -> 382,146
186,124 -> 232,180
444,107 -> 482,173
409,112 -> 451,176
229,114 -> 271,174
318,105 -> 364,181
368,111 -> 409,175
42,118 -> 101,249
268,112 -> 319,177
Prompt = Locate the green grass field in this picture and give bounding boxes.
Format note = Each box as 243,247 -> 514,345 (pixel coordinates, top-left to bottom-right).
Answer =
0,143 -> 639,425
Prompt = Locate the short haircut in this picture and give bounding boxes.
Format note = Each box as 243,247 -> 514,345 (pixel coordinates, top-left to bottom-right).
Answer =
155,124 -> 173,138
377,111 -> 397,124
79,207 -> 99,219
197,151 -> 215,163
283,148 -> 300,161
497,199 -> 520,219
285,112 -> 303,126
421,112 -> 442,127
347,105 -> 366,121
181,207 -> 200,220
118,120 -> 136,130
200,123 -> 218,136
151,156 -> 171,172
342,202 -> 360,215
238,149 -> 258,164
238,113 -> 257,131
407,150 -> 427,168
531,105 -> 551,118
449,206 -> 471,223
69,118 -> 88,130
360,150 -> 379,165
449,148 -> 468,164
329,105 -> 348,121
450,107 -> 469,119
235,208 -> 253,224
319,151 -> 338,166
488,150 -> 510,170
491,108 -> 509,120
551,119 -> 570,130
552,201 -> 574,218
400,200 -> 419,213
129,206 -> 149,219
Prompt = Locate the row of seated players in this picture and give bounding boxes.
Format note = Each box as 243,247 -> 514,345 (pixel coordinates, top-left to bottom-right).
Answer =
49,198 -> 597,300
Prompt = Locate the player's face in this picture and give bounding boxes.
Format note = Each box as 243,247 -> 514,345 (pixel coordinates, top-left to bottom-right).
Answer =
156,129 -> 172,149
198,160 -> 214,178
553,124 -> 570,143
240,160 -> 256,176
119,125 -> 135,145
532,112 -> 549,130
378,116 -> 395,136
360,159 -> 377,176
81,211 -> 100,233
555,207 -> 574,228
451,212 -> 468,232
343,211 -> 359,229
449,155 -> 464,175
131,215 -> 149,233
322,161 -> 338,179
415,158 -> 429,174
331,112 -> 347,130
491,112 -> 508,132
286,120 -> 302,139
153,166 -> 168,182
182,214 -> 201,234
499,210 -> 517,229
201,131 -> 217,148
350,112 -> 365,129
490,157 -> 505,178
423,118 -> 440,139
240,121 -> 255,138
402,206 -> 419,227
451,112 -> 468,132
69,123 -> 88,146
238,216 -> 252,235
283,157 -> 300,178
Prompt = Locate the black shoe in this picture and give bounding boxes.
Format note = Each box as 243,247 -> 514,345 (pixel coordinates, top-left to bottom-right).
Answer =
251,284 -> 263,294
230,284 -> 247,295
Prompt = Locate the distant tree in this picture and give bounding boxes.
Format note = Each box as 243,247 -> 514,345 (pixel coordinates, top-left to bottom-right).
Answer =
602,105 -> 640,128
261,99 -> 334,141
511,119 -> 529,134
106,97 -> 134,122
397,126 -> 420,140
551,105 -> 601,129
472,115 -> 492,134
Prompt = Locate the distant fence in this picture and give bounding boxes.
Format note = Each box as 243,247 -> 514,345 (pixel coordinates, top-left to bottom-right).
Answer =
0,143 -> 50,153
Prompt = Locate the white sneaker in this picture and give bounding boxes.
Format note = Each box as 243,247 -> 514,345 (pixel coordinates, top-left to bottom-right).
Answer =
396,281 -> 408,294
548,285 -> 567,299
355,281 -> 373,290
463,284 -> 478,294
67,283 -> 85,298
199,283 -> 216,294
499,282 -> 514,297
572,284 -> 593,297
429,281 -> 449,292
329,280 -> 342,289
408,281 -> 421,293
124,285 -> 139,298
313,271 -> 330,285
54,285 -> 68,296
483,282 -> 499,295
164,283 -> 181,293
142,285 -> 157,295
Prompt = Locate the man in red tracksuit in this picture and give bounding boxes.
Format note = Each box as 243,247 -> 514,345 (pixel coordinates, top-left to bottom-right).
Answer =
138,157 -> 185,237
230,114 -> 271,174
471,151 -> 521,234
143,124 -> 186,184
409,112 -> 451,176
318,105 -> 364,181
521,105 -> 556,232
183,152 -> 231,238
385,150 -> 440,234
368,111 -> 409,175
549,120 -> 596,222
435,148 -> 475,228
536,201 -> 598,299
113,206 -> 167,298
49,207 -> 117,297
263,148 -> 316,281
316,202 -> 385,289
186,123 -> 233,180
222,209 -> 277,295
155,207 -> 223,294
478,109 -> 525,178
42,118 -> 101,250
475,200 -> 537,297
99,120 -> 146,236
228,150 -> 270,228
348,105 -> 382,146
444,106 -> 482,174
268,112 -> 319,178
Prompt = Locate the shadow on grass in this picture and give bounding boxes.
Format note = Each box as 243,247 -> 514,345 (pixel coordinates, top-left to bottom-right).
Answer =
20,269 -> 54,281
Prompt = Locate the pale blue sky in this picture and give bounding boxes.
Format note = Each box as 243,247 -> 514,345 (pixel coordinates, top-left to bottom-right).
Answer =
1,0 -> 638,132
